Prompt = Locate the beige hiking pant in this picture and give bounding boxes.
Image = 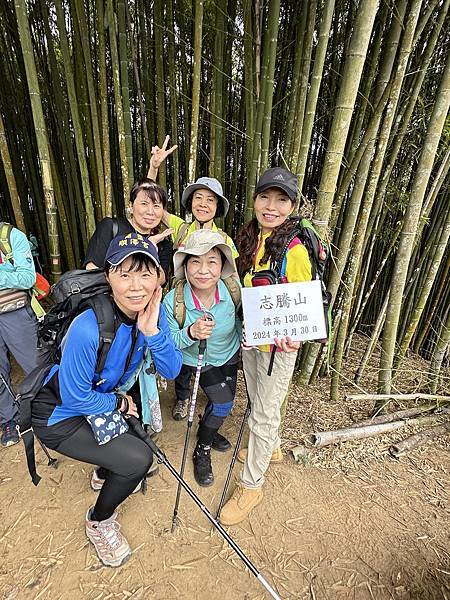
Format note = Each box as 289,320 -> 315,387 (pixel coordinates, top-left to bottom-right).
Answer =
240,347 -> 298,489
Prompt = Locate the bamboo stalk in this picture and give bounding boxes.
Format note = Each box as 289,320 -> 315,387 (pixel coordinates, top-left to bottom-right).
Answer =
0,112 -> 25,231
188,0 -> 204,182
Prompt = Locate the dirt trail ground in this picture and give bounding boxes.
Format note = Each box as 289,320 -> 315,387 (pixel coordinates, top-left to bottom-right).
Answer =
0,353 -> 449,600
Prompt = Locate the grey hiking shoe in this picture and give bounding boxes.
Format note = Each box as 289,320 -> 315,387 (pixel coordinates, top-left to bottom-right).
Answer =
90,469 -> 143,494
172,398 -> 189,421
1,420 -> 19,447
85,508 -> 131,567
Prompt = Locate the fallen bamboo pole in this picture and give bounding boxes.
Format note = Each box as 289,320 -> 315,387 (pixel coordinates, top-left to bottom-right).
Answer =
345,393 -> 450,402
389,421 -> 450,458
348,405 -> 440,428
309,412 -> 449,448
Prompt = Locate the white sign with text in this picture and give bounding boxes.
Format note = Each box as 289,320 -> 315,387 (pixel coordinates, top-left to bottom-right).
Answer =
242,280 -> 326,345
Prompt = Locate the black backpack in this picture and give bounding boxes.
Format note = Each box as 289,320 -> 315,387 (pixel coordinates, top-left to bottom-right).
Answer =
18,269 -> 118,485
37,268 -> 116,373
273,216 -> 332,342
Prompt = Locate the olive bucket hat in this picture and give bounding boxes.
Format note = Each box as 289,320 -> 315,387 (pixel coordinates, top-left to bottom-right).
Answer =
173,229 -> 236,279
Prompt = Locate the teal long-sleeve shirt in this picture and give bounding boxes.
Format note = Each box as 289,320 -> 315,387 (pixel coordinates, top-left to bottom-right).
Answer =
0,226 -> 36,290
163,279 -> 242,367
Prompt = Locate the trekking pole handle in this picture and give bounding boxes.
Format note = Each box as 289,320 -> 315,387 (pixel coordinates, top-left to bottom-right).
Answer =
199,338 -> 206,353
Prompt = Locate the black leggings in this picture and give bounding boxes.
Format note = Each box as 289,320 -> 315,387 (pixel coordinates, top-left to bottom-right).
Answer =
42,420 -> 153,521
175,352 -> 238,445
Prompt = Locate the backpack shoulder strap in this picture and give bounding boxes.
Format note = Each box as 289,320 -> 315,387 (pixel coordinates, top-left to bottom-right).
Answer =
85,294 -> 116,375
173,279 -> 187,328
174,222 -> 190,249
0,223 -> 14,264
111,218 -> 119,239
222,276 -> 241,308
222,276 -> 242,320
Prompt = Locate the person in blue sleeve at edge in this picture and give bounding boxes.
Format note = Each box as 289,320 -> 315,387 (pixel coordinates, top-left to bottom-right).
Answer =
31,233 -> 182,568
0,222 -> 40,447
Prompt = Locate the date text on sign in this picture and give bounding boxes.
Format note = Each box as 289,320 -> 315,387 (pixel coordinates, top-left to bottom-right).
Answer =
241,280 -> 326,346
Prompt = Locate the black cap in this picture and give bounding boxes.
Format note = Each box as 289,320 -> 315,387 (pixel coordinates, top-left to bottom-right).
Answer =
255,167 -> 298,200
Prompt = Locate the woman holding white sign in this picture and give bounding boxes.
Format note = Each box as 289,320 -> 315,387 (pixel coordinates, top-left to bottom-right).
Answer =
219,167 -> 312,526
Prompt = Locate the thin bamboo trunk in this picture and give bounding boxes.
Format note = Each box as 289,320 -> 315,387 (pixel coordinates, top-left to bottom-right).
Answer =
14,0 -> 61,279
55,0 -> 95,239
260,0 -> 281,172
97,0 -> 112,216
107,0 -> 130,203
117,0 -> 133,186
72,0 -> 105,214
154,0 -> 167,188
290,0 -> 316,172
429,308 -> 450,393
245,0 -> 280,220
0,112 -> 25,231
297,0 -> 335,191
166,0 -> 180,212
379,48 -> 450,392
313,0 -> 378,239
188,0 -> 204,182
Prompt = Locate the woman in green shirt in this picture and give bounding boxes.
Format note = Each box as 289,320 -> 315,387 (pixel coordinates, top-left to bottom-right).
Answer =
148,137 -> 238,259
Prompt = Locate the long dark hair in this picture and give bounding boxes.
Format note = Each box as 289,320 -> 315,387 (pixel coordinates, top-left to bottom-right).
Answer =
236,215 -> 297,277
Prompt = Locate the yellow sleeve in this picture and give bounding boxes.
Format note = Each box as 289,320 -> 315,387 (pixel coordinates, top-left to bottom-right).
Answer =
167,213 -> 185,240
285,243 -> 312,282
226,235 -> 239,259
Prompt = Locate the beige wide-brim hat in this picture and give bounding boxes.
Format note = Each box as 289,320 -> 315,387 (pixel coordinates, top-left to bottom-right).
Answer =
173,229 -> 236,279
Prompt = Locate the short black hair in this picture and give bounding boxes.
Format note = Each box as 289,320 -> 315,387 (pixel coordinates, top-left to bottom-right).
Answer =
105,252 -> 160,278
185,191 -> 225,218
130,178 -> 168,209
183,247 -> 226,269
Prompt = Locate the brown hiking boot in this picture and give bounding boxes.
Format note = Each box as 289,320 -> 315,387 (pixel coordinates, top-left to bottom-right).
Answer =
237,446 -> 283,464
219,484 -> 263,526
85,508 -> 131,567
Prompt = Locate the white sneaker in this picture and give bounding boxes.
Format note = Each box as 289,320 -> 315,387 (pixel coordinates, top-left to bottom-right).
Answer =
85,508 -> 131,567
90,469 -> 142,494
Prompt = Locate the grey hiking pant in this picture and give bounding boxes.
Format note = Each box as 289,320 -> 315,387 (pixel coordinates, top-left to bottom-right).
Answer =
0,305 -> 39,423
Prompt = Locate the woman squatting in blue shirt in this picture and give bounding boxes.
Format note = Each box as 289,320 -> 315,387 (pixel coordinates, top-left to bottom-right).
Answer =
31,233 -> 182,567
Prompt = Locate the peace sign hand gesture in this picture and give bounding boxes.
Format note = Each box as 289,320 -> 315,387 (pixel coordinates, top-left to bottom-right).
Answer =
147,135 -> 178,177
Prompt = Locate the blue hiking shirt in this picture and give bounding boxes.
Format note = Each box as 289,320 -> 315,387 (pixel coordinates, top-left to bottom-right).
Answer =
163,279 -> 242,367
0,226 -> 35,290
46,304 -> 182,424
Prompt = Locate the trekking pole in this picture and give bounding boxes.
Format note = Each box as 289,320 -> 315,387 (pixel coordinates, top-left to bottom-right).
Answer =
216,392 -> 251,520
171,338 -> 207,533
126,415 -> 282,600
0,371 -> 58,468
